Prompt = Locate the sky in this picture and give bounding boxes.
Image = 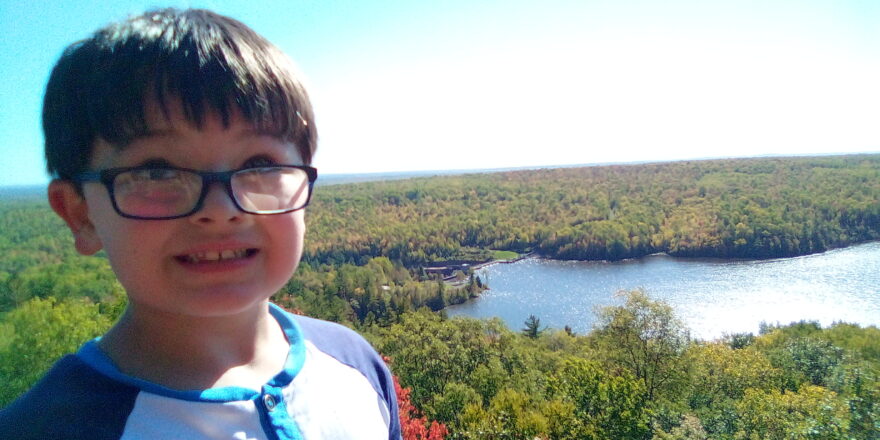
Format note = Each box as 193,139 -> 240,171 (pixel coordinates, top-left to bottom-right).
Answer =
1,0 -> 878,187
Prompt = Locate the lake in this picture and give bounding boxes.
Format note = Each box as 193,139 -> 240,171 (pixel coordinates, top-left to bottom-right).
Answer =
445,241 -> 880,340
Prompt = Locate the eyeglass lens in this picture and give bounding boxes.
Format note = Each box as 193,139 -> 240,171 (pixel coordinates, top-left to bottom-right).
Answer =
112,167 -> 311,218
232,168 -> 311,214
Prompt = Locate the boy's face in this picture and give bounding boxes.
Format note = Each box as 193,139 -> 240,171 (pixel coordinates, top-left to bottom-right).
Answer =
51,99 -> 307,319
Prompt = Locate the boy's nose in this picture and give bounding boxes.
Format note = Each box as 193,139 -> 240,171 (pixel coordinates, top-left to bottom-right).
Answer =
191,183 -> 242,224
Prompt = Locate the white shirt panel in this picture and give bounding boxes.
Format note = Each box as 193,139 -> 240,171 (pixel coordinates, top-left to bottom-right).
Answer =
121,392 -> 267,440
285,341 -> 391,439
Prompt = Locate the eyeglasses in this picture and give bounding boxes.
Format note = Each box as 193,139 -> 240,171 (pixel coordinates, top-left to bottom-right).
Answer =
75,165 -> 318,220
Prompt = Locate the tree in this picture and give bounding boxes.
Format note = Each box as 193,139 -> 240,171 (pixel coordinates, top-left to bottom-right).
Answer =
377,310 -> 500,408
0,297 -> 113,406
734,385 -> 850,439
394,374 -> 448,440
835,365 -> 880,440
783,337 -> 845,387
688,343 -> 782,406
592,289 -> 690,401
459,388 -> 550,440
427,382 -> 481,430
548,358 -> 651,439
686,343 -> 782,436
758,326 -> 847,390
654,414 -> 708,440
521,314 -> 545,339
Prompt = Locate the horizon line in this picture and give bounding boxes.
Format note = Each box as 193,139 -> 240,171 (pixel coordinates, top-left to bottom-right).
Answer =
2,151 -> 879,190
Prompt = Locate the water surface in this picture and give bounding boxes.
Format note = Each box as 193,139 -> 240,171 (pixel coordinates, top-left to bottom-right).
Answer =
446,241 -> 880,340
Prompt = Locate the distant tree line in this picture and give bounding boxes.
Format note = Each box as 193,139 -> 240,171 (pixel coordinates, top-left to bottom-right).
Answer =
304,154 -> 880,267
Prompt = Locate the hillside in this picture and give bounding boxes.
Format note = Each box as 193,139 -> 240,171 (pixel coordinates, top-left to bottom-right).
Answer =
305,154 -> 880,266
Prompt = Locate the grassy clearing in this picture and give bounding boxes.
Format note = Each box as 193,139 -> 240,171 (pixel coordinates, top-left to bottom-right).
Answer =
491,250 -> 519,260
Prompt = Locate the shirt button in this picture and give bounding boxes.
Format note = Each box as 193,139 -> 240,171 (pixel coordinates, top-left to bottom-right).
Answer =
263,394 -> 277,411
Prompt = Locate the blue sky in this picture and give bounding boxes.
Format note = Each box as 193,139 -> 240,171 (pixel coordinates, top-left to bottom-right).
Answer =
1,0 -> 878,187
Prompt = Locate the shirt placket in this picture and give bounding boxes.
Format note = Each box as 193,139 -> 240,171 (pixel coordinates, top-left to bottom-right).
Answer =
258,385 -> 302,440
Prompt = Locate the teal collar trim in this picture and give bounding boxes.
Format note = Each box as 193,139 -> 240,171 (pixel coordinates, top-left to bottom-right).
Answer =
267,302 -> 307,386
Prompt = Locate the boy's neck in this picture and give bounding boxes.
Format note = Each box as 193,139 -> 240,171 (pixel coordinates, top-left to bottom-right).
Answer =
97,301 -> 290,391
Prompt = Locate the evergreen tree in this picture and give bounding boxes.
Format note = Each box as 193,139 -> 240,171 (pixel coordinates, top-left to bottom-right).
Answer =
522,314 -> 544,339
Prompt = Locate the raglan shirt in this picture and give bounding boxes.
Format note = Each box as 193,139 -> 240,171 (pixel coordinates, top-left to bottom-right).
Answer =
0,304 -> 402,440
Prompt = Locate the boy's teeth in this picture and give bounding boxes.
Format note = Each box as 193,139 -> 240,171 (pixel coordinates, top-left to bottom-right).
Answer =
185,249 -> 249,263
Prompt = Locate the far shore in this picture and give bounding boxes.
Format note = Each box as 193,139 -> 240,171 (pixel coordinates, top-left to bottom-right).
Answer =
441,239 -> 880,287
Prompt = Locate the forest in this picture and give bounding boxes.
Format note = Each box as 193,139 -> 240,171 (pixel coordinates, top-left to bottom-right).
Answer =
1,154 -> 878,439
304,154 -> 880,266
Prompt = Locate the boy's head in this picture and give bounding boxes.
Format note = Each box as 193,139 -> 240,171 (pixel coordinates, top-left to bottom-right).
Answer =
44,9 -> 317,319
43,8 -> 317,183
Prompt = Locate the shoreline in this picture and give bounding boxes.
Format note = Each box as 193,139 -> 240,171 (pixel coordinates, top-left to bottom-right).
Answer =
440,239 -> 880,293
439,252 -> 535,286
443,240 -> 880,340
488,238 -> 880,267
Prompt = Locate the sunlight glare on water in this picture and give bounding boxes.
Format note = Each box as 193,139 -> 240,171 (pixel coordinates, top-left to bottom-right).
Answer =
446,241 -> 880,340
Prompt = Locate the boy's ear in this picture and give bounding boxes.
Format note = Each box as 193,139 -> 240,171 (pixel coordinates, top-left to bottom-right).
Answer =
48,180 -> 103,256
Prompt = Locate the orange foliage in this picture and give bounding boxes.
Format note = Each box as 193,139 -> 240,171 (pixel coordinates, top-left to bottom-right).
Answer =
394,374 -> 448,440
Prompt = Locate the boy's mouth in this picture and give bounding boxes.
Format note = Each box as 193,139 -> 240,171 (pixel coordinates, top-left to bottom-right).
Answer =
176,248 -> 258,264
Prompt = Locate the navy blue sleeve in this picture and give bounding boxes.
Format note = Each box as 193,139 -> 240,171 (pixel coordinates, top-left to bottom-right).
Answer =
0,355 -> 140,440
293,315 -> 402,440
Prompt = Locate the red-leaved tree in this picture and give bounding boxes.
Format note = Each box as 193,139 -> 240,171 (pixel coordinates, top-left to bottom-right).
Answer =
389,360 -> 448,440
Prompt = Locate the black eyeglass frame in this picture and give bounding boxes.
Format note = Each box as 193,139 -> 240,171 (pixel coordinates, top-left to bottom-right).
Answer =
74,164 -> 318,220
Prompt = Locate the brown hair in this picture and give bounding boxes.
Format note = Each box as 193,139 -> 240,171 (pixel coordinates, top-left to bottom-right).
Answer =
43,8 -> 317,181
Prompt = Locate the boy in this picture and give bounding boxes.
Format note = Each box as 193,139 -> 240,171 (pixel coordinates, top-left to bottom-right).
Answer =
0,8 -> 401,439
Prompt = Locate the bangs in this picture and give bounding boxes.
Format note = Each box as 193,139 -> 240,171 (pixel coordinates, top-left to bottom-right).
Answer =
89,10 -> 312,147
